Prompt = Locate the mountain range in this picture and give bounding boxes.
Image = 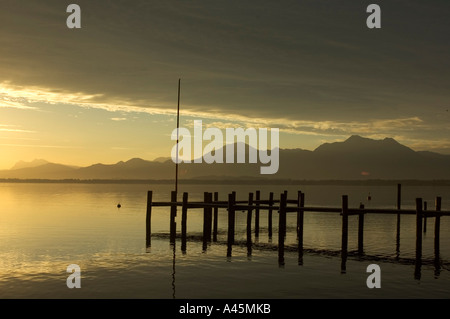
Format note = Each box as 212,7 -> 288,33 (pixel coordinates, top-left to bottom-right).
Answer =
1,135 -> 450,180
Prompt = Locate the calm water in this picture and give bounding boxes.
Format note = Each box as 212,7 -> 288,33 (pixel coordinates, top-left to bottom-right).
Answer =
0,182 -> 449,299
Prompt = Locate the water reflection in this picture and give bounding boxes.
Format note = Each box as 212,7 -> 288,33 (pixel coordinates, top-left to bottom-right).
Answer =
341,251 -> 347,274
2,182 -> 450,298
150,231 -> 446,282
171,242 -> 176,299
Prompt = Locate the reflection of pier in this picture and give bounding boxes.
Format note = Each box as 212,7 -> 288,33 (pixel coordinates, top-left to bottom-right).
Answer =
145,184 -> 450,278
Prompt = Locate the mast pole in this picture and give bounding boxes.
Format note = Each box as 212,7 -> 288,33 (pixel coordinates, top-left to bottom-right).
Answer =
175,78 -> 181,194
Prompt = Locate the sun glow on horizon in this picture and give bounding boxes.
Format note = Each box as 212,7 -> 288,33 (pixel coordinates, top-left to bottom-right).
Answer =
0,81 -> 449,170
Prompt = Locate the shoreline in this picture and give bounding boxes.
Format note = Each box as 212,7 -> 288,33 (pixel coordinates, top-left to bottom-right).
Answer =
1,178 -> 450,186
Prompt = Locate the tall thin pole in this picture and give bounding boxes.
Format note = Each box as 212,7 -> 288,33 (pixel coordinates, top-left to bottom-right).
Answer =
175,78 -> 181,193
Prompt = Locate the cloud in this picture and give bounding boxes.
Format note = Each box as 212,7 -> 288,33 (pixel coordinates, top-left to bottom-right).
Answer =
0,0 -> 448,150
0,124 -> 35,133
0,143 -> 79,149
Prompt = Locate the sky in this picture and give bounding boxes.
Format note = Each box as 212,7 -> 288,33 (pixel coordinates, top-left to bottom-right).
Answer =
0,0 -> 449,170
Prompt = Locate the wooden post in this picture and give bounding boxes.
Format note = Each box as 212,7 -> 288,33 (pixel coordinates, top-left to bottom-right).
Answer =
247,193 -> 254,243
181,192 -> 188,252
435,197 -> 441,258
231,190 -> 237,246
213,192 -> 219,242
146,191 -> 153,247
297,191 -> 305,264
358,203 -> 364,255
170,191 -> 177,244
247,192 -> 254,255
268,192 -> 274,239
203,192 -> 213,248
203,192 -> 208,245
341,195 -> 349,273
396,183 -> 401,257
415,198 -> 423,280
296,191 -> 305,236
415,198 -> 423,262
423,201 -> 428,233
227,192 -> 236,257
255,190 -> 260,238
207,192 -> 213,242
278,192 -> 287,265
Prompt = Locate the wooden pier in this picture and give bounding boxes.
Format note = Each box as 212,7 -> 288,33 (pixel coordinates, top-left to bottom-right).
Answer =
145,184 -> 450,274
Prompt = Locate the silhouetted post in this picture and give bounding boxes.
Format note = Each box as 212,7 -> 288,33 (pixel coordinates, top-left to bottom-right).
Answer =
213,192 -> 219,242
246,192 -> 254,254
202,192 -> 208,251
227,192 -> 236,257
170,191 -> 177,244
146,191 -> 153,247
203,192 -> 213,247
296,191 -> 304,236
423,201 -> 428,233
255,190 -> 260,238
297,191 -> 305,264
341,195 -> 349,273
415,198 -> 423,280
358,203 -> 365,255
181,192 -> 188,252
268,192 -> 274,239
396,183 -> 402,257
207,192 -> 213,241
278,192 -> 287,265
435,197 -> 442,258
415,198 -> 423,261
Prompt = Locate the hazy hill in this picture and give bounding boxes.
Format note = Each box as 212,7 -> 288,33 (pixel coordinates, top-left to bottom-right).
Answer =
11,159 -> 50,170
0,163 -> 78,179
273,135 -> 450,179
1,136 -> 450,180
74,158 -> 174,180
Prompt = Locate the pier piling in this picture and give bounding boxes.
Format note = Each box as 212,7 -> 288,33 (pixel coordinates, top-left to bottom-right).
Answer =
145,186 -> 449,274
213,192 -> 219,242
181,192 -> 188,251
146,191 -> 152,247
358,203 -> 365,255
268,192 -> 274,239
170,191 -> 177,244
341,195 -> 349,273
278,192 -> 287,265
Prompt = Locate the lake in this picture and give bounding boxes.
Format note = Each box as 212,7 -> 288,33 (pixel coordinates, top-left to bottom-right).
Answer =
0,182 -> 449,299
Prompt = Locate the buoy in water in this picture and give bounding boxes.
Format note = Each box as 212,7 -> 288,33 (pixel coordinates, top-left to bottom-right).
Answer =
117,203 -> 122,208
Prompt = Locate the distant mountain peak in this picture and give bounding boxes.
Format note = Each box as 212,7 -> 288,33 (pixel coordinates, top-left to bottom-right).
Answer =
125,157 -> 145,163
315,135 -> 411,153
347,134 -> 365,141
153,157 -> 172,163
11,159 -> 49,170
382,137 -> 399,144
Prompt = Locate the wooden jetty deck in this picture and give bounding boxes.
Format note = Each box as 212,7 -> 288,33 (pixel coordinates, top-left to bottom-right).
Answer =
145,184 -> 450,275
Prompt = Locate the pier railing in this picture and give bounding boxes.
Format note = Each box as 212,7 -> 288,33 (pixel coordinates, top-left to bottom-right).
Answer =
145,184 -> 449,275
